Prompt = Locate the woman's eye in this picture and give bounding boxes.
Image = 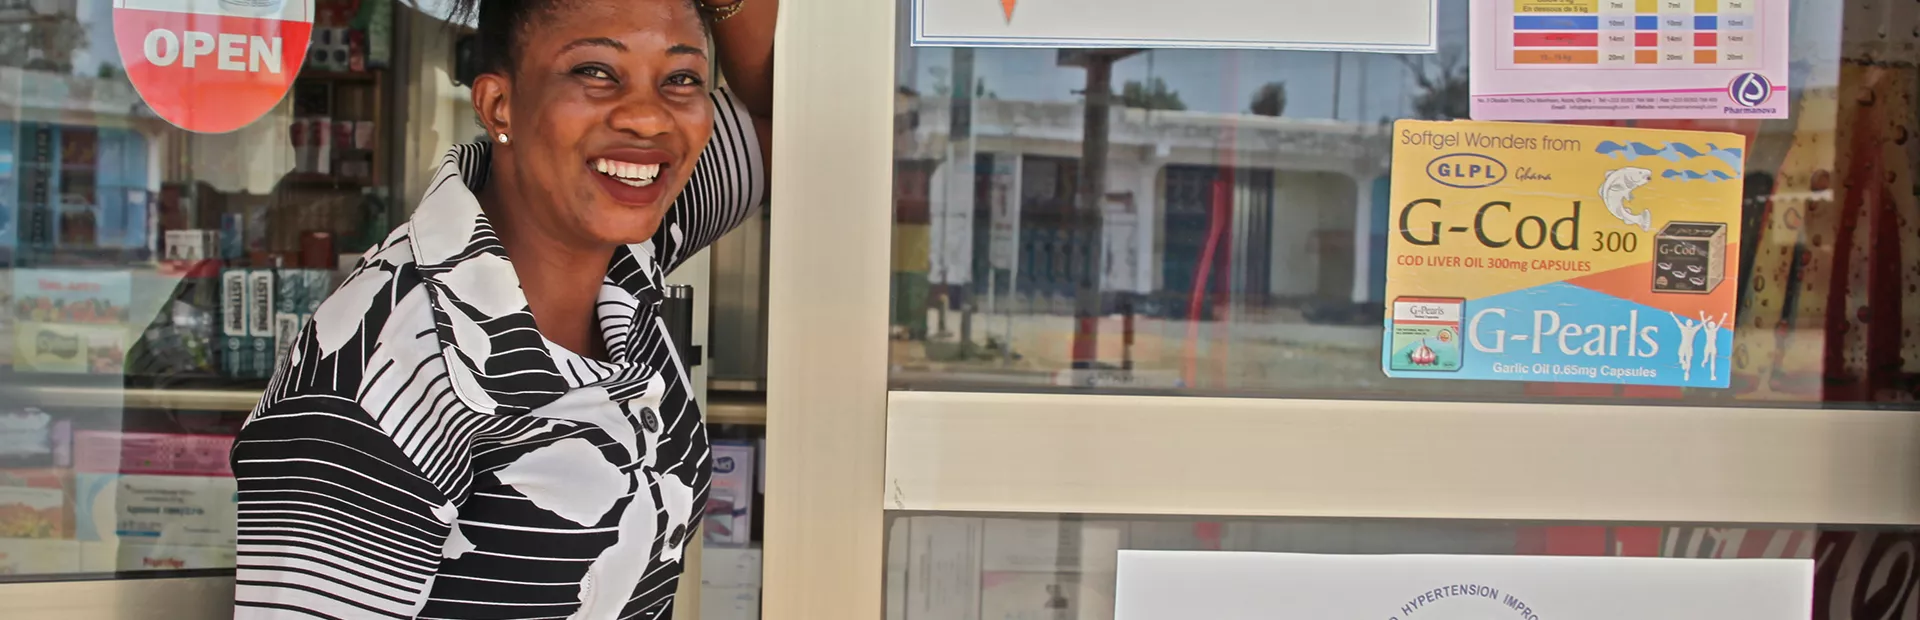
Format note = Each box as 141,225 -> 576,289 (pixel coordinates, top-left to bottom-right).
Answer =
573,65 -> 616,81
665,73 -> 705,88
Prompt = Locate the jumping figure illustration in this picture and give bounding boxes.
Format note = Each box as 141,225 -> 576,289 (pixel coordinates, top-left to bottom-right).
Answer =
1673,311 -> 1704,381
1600,167 -> 1655,231
1700,312 -> 1727,382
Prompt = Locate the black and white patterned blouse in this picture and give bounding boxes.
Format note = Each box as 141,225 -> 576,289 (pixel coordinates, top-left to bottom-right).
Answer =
231,88 -> 763,619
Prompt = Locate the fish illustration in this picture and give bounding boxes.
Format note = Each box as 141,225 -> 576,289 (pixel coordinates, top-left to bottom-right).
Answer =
1600,167 -> 1654,231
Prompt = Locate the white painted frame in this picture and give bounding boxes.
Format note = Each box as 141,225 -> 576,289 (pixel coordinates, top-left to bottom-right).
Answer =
763,3 -> 1920,620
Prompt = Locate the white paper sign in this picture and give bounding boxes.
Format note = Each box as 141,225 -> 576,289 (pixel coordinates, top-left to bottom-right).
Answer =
912,0 -> 1439,53
1116,551 -> 1811,620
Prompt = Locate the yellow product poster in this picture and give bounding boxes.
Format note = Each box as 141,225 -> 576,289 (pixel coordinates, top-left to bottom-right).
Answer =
1384,120 -> 1743,388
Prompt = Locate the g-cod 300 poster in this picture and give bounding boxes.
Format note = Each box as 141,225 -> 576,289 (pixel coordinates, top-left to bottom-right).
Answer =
1383,120 -> 1744,388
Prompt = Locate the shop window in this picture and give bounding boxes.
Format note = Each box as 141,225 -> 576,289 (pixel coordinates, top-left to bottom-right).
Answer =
888,0 -> 1920,409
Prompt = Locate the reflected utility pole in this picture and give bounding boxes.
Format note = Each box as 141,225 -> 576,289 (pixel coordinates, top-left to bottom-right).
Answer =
1058,49 -> 1139,374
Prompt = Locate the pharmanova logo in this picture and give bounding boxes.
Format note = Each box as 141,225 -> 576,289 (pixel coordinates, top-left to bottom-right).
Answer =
1728,72 -> 1773,108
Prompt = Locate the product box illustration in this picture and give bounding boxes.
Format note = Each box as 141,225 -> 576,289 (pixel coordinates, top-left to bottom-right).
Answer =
12,269 -> 132,374
1652,222 -> 1729,294
1383,121 -> 1744,388
704,441 -> 755,546
1386,297 -> 1464,373
75,474 -> 237,548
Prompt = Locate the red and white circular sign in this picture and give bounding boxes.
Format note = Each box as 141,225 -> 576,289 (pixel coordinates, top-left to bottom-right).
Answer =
114,0 -> 313,133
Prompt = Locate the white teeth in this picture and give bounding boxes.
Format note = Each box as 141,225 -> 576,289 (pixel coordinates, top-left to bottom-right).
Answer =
592,158 -> 661,184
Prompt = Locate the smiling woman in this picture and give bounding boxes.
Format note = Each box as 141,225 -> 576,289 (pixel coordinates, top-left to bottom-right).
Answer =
226,0 -> 775,617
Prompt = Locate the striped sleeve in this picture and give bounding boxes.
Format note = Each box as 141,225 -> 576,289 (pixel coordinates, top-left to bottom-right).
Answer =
232,394 -> 451,619
656,85 -> 766,272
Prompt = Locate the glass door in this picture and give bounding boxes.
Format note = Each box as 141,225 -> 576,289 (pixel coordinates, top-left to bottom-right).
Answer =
765,0 -> 1920,618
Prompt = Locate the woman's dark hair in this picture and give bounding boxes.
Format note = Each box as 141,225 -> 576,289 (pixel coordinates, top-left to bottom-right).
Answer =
449,0 -> 707,76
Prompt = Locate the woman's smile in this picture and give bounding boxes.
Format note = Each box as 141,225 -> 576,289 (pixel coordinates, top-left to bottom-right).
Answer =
588,148 -> 674,206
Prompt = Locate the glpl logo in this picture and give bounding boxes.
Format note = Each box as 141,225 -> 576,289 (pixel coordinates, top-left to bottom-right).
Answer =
1728,72 -> 1773,108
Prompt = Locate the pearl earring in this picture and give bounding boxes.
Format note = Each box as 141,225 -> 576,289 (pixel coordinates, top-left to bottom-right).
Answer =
497,133 -> 509,144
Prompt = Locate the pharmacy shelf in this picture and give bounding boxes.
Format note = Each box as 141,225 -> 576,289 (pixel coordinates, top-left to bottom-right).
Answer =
10,381 -> 770,424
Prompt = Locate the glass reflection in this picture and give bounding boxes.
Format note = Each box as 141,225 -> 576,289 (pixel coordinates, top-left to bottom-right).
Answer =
888,0 -> 1916,409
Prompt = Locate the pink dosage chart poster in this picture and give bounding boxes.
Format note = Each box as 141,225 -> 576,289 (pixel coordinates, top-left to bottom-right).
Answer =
1470,0 -> 1789,120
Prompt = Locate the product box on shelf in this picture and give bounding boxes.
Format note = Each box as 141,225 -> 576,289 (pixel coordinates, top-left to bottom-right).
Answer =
12,269 -> 132,374
0,538 -> 81,575
74,431 -> 235,478
0,468 -> 72,539
980,518 -> 1124,574
72,431 -> 236,550
81,540 -> 237,572
74,474 -> 238,549
704,441 -> 755,546
220,267 -> 248,377
0,409 -> 70,469
701,545 -> 762,588
18,125 -> 55,250
274,270 -> 307,361
902,516 -> 983,620
163,229 -> 219,262
269,269 -> 334,364
701,585 -> 761,620
131,260 -> 222,377
247,269 -> 276,377
979,571 -> 1115,620
0,124 -> 17,252
0,274 -> 14,369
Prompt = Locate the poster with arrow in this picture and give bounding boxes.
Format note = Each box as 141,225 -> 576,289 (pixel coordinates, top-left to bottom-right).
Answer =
911,0 -> 1439,53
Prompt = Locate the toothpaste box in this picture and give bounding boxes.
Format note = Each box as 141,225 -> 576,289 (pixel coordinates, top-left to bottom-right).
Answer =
220,268 -> 248,378
273,269 -> 307,363
270,269 -> 335,365
704,441 -> 755,546
246,269 -> 276,378
75,474 -> 237,548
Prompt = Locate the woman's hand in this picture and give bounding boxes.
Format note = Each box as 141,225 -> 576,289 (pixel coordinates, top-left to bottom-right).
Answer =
703,0 -> 775,165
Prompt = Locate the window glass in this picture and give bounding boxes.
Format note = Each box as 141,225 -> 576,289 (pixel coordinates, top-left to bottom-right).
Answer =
889,0 -> 1918,409
0,0 -> 472,580
884,512 -> 1914,620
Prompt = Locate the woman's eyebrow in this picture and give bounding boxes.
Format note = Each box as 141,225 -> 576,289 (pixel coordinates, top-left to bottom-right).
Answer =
560,37 -> 628,54
667,44 -> 707,58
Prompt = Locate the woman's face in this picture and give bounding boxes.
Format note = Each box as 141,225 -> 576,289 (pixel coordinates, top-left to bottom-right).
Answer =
481,0 -> 712,247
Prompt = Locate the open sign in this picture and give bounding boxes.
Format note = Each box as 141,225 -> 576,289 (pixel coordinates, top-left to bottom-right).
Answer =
113,0 -> 313,133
